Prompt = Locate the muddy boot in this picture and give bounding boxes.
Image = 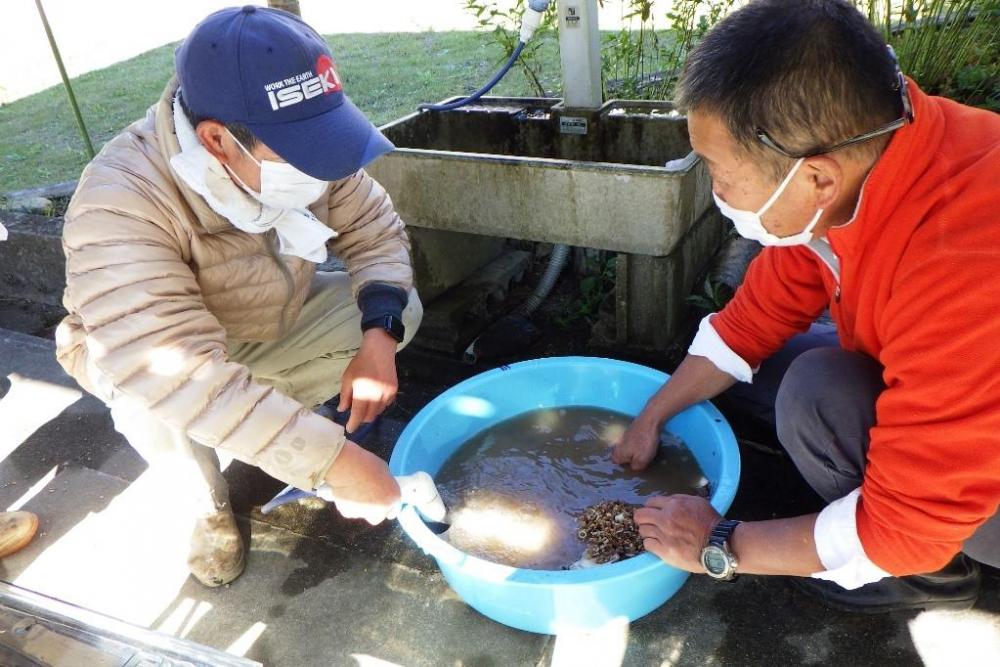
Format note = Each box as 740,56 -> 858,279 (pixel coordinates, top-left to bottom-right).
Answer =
792,554 -> 981,613
188,509 -> 245,587
0,511 -> 39,558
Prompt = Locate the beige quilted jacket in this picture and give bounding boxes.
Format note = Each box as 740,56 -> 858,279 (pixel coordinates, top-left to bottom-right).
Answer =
55,78 -> 413,490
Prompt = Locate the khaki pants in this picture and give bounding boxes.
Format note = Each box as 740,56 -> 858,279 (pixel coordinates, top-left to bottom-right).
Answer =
107,272 -> 423,516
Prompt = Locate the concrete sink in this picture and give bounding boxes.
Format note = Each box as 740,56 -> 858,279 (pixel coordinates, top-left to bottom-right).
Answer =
368,97 -> 713,257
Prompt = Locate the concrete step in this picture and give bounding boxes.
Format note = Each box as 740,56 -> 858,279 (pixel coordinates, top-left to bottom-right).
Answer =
0,298 -> 64,339
413,249 -> 531,354
0,213 -> 65,307
0,209 -> 512,320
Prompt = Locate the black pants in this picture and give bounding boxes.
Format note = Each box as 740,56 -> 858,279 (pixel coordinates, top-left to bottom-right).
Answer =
727,324 -> 999,568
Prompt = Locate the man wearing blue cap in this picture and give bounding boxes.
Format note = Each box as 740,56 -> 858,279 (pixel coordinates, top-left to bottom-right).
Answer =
56,6 -> 422,586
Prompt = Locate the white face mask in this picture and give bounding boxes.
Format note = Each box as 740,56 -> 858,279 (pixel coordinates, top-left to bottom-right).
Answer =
225,129 -> 328,210
713,158 -> 824,247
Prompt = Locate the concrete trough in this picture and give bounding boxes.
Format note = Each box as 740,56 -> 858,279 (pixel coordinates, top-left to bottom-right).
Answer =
370,97 -> 724,348
369,97 -> 713,257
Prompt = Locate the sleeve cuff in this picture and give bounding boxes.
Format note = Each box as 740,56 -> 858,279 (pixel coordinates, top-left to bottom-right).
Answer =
688,315 -> 755,383
811,488 -> 891,590
358,283 -> 408,324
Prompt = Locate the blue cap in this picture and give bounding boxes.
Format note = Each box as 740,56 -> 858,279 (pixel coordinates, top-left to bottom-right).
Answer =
175,5 -> 394,181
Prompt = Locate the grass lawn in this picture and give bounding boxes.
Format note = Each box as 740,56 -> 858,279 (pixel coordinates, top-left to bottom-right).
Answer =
0,30 -> 563,192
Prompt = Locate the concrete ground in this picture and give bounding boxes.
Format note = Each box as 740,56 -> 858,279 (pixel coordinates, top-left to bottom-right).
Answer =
1,325 -> 999,666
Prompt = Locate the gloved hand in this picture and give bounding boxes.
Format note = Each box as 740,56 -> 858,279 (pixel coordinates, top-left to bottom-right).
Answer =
321,440 -> 401,525
318,447 -> 445,525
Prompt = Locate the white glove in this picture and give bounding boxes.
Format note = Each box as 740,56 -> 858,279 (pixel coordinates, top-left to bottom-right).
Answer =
314,471 -> 445,522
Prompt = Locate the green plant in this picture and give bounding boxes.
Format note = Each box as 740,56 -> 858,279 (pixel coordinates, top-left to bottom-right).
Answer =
558,254 -> 617,325
687,275 -> 734,312
464,1 -> 740,102
600,0 -> 662,98
464,0 -> 558,96
661,0 -> 738,88
953,61 -> 1000,111
601,0 -> 739,100
596,0 -> 998,108
853,0 -> 1000,108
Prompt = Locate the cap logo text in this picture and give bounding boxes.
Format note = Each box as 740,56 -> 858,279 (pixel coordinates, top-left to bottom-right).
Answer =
265,55 -> 342,111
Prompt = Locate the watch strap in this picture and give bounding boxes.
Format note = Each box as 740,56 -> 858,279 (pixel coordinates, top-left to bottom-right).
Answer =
362,313 -> 405,343
708,518 -> 741,548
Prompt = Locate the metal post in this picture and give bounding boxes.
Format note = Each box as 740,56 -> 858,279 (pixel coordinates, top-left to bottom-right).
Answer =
556,0 -> 603,109
34,0 -> 95,159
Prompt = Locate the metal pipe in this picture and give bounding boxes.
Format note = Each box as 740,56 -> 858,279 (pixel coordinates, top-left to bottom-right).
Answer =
556,0 -> 603,109
0,581 -> 260,666
34,0 -> 95,159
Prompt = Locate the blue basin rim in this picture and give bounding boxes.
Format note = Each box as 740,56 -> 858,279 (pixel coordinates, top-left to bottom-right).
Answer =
388,356 -> 740,632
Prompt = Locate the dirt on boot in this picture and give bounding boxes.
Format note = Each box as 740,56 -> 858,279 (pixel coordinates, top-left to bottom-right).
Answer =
188,510 -> 245,587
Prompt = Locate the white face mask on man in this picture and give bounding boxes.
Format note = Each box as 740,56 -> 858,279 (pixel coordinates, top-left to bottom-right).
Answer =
713,157 -> 824,247
225,129 -> 328,210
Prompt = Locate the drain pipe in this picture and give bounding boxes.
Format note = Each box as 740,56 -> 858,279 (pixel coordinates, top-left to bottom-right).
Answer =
464,244 -> 570,363
513,243 -> 570,317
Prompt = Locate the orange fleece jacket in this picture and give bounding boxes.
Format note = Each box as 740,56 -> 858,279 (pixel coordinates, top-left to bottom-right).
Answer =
713,81 -> 1000,575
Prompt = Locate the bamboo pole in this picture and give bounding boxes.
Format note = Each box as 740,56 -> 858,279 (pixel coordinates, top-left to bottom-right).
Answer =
34,0 -> 95,159
267,1 -> 302,17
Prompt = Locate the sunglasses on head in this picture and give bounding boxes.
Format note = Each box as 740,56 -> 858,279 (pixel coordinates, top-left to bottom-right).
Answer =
755,45 -> 915,159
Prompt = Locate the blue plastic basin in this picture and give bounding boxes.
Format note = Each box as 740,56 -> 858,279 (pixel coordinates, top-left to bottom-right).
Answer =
389,356 -> 740,634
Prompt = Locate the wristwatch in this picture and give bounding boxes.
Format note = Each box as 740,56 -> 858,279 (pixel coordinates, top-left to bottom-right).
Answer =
361,313 -> 405,343
700,518 -> 741,581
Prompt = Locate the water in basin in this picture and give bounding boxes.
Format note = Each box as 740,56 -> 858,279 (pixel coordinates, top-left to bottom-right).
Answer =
434,406 -> 709,570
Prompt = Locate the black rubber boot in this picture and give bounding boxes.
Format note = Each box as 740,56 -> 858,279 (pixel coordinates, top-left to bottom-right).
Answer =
792,554 -> 981,614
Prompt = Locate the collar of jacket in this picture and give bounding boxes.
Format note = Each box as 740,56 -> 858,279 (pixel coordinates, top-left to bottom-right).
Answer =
826,78 -> 945,258
155,77 -> 235,235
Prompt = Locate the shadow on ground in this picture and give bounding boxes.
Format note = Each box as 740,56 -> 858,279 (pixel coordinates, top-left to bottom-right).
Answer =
0,287 -> 997,665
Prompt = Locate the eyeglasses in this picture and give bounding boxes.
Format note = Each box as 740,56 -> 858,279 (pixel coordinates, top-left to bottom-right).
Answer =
755,45 -> 915,159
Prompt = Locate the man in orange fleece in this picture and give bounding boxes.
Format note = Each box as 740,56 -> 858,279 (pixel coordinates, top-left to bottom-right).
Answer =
613,0 -> 1000,611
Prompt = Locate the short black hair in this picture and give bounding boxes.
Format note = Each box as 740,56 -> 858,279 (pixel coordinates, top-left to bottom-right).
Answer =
177,89 -> 259,151
677,0 -> 903,179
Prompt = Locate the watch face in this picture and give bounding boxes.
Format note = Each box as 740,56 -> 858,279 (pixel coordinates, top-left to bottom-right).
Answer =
702,546 -> 729,576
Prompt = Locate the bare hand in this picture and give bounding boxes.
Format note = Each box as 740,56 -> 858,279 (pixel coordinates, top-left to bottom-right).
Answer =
339,329 -> 399,433
634,495 -> 721,572
611,413 -> 661,470
323,440 -> 401,525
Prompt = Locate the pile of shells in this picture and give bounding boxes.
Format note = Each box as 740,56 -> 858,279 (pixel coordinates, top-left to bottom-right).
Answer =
577,500 -> 644,564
